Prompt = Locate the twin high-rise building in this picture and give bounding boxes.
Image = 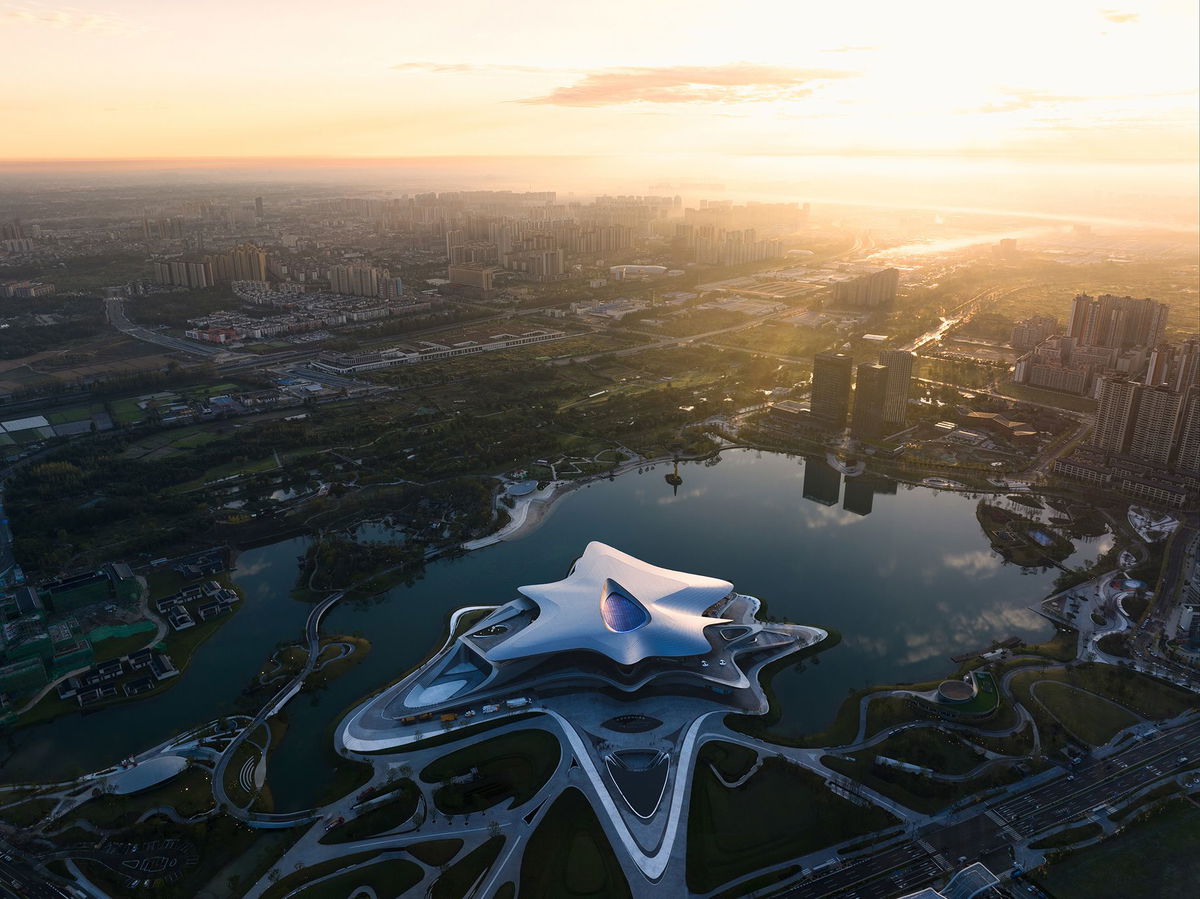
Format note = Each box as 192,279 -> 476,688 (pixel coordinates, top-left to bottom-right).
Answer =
1092,375 -> 1198,474
1067,293 -> 1169,350
811,349 -> 914,437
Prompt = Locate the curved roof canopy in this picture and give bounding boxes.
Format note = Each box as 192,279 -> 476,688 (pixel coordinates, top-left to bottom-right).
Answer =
484,542 -> 732,666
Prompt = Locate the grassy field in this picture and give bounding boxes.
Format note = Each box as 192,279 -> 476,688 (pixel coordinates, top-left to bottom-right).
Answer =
521,788 -> 631,899
1029,821 -> 1103,850
319,781 -> 419,844
702,741 -> 759,782
260,850 -> 381,899
57,766 -> 214,829
431,836 -> 505,899
1035,799 -> 1200,898
687,753 -> 896,893
994,381 -> 1097,413
406,838 -> 462,866
292,857 -> 423,899
1032,681 -> 1139,746
421,729 -> 561,814
866,729 -> 986,775
820,752 -> 1020,816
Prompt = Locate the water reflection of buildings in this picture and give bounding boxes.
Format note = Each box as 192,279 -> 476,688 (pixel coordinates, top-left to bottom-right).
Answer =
802,456 -> 842,506
802,457 -> 897,516
842,475 -> 898,516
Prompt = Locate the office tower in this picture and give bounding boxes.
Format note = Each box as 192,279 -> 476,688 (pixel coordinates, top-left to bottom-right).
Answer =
1067,294 -> 1168,349
254,196 -> 264,219
878,349 -> 914,425
851,363 -> 889,442
811,352 -> 854,428
802,456 -> 841,506
1127,385 -> 1182,466
1092,377 -> 1140,454
1175,387 -> 1200,474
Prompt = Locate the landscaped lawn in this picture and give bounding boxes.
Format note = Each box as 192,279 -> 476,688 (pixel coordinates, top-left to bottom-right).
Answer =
420,729 -> 560,814
702,741 -> 759,781
521,789 -> 630,899
866,729 -> 986,775
293,857 -> 423,899
320,781 -> 419,844
431,836 -> 504,899
821,751 -> 1019,816
1036,799 -> 1200,898
687,752 -> 897,893
1032,681 -> 1138,746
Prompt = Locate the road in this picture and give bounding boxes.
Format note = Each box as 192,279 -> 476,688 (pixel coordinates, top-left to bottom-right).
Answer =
105,297 -> 243,360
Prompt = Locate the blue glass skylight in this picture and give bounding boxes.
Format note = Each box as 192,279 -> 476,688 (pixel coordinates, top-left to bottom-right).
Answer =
600,579 -> 650,633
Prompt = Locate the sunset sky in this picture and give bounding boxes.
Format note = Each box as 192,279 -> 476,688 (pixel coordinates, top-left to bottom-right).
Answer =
2,0 -> 1196,165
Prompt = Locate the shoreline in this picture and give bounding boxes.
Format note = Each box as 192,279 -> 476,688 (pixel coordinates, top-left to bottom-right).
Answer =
461,441 -> 1024,553
462,452 -> 666,551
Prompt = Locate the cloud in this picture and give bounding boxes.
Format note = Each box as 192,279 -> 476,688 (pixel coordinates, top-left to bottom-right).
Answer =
975,88 -> 1089,114
1100,9 -> 1139,24
942,550 -> 1001,577
391,62 -> 564,75
1,3 -> 144,35
520,63 -> 856,107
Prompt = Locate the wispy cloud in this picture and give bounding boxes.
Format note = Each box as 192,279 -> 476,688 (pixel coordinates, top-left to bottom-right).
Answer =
976,88 -> 1089,114
1,3 -> 145,35
391,62 -> 566,75
519,63 -> 857,106
1100,9 -> 1139,24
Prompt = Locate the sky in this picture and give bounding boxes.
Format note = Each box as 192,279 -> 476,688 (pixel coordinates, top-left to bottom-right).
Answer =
2,0 -> 1196,170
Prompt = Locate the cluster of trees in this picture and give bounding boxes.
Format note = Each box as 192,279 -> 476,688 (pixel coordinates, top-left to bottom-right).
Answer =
303,536 -> 426,591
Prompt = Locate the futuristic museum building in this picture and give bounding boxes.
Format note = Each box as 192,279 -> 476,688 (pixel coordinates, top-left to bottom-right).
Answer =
339,541 -> 827,753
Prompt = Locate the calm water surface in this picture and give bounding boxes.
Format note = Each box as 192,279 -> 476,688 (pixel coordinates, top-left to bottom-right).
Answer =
1,451 -> 1111,802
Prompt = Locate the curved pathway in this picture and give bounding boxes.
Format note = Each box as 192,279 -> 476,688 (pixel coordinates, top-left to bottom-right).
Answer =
212,590 -> 345,825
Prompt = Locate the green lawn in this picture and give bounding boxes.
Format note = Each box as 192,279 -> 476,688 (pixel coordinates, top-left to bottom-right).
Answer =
702,741 -> 759,781
431,836 -> 504,899
521,789 -> 631,899
58,767 -> 213,830
1029,821 -> 1102,850
1035,799 -> 1200,898
820,752 -> 1021,816
866,730 -> 986,775
260,851 -> 381,899
995,381 -> 1098,413
420,729 -> 560,814
1032,681 -> 1139,746
319,781 -> 419,844
406,838 -> 462,866
687,753 -> 897,893
293,857 -> 423,899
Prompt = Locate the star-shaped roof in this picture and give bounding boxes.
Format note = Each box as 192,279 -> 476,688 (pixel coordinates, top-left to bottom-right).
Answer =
482,542 -> 733,666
